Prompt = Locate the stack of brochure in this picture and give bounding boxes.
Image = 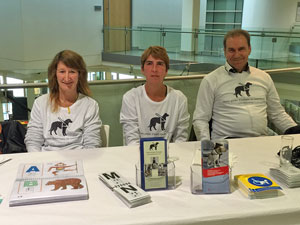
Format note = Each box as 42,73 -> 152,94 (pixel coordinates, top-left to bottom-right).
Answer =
270,166 -> 300,188
99,171 -> 151,208
234,173 -> 283,199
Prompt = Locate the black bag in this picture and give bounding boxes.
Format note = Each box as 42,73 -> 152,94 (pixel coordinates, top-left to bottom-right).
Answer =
0,121 -> 27,154
284,125 -> 300,134
291,145 -> 300,169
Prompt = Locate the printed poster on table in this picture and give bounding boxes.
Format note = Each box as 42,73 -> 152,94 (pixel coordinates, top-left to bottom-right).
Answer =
140,137 -> 168,191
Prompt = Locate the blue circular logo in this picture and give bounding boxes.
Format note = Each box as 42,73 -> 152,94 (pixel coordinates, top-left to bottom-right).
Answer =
248,176 -> 272,187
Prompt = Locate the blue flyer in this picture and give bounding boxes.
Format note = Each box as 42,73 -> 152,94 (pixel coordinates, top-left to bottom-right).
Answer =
140,137 -> 168,191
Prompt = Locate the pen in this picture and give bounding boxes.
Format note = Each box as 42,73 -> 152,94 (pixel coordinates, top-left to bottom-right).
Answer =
0,158 -> 12,166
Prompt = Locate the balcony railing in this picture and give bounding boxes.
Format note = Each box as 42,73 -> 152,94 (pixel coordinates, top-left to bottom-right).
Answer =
103,26 -> 300,70
1,67 -> 300,146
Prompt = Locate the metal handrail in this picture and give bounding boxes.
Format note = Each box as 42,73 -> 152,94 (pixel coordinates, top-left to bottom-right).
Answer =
0,67 -> 299,89
103,26 -> 300,37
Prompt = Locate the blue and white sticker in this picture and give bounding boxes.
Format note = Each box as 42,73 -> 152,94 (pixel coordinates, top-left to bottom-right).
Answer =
248,176 -> 273,187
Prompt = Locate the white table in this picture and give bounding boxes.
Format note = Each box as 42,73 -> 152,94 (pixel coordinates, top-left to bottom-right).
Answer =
1,135 -> 300,225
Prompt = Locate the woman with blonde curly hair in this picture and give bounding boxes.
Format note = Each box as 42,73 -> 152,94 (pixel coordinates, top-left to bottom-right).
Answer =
25,50 -> 102,151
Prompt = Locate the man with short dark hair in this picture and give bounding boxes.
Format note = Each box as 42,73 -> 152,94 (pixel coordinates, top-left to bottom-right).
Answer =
193,29 -> 296,140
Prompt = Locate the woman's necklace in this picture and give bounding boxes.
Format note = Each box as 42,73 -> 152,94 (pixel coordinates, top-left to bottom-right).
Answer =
60,95 -> 78,114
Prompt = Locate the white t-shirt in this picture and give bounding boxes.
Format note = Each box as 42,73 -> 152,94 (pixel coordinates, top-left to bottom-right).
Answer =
120,85 -> 190,145
193,62 -> 296,140
25,93 -> 102,151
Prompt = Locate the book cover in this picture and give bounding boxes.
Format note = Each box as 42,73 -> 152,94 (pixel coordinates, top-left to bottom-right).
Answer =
99,171 -> 151,208
235,173 -> 283,199
9,160 -> 88,207
140,137 -> 168,191
201,139 -> 230,194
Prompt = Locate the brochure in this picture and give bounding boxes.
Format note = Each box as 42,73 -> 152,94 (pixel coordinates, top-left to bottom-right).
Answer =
140,137 -> 168,191
201,139 -> 230,194
270,166 -> 300,188
234,173 -> 283,199
9,160 -> 88,207
99,171 -> 151,208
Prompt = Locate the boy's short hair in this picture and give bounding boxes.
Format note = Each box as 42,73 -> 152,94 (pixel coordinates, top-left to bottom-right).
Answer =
141,46 -> 169,71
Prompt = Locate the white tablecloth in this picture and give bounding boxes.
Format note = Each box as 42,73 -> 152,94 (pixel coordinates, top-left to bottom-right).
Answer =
1,135 -> 300,225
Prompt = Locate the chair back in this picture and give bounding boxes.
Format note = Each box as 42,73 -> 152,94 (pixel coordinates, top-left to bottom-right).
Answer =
101,125 -> 110,147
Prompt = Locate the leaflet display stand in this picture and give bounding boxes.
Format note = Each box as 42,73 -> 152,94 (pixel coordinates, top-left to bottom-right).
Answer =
137,137 -> 176,191
190,140 -> 231,194
136,160 -> 176,190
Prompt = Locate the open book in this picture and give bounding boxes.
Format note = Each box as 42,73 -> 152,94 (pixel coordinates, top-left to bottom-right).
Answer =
99,171 -> 151,208
9,160 -> 88,207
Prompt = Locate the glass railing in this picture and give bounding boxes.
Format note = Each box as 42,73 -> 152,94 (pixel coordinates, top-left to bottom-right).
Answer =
1,67 -> 300,147
103,26 -> 300,70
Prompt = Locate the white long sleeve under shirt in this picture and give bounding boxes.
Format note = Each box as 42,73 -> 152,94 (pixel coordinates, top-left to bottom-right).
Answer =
120,85 -> 190,145
193,62 -> 296,140
25,93 -> 102,151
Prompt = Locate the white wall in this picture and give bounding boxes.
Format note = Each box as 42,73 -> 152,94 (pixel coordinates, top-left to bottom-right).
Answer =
0,0 -> 103,74
198,0 -> 207,52
132,0 -> 182,27
1,0 -> 299,72
242,0 -> 299,60
243,0 -> 298,30
180,0 -> 194,52
131,0 -> 183,50
0,0 -> 24,70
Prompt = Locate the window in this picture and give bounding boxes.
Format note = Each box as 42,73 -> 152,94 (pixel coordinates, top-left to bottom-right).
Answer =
1,77 -> 24,120
111,72 -> 118,80
119,74 -> 136,79
205,0 -> 244,55
296,2 -> 300,22
112,72 -> 143,80
2,102 -> 12,120
7,77 -> 24,97
88,72 -> 96,81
